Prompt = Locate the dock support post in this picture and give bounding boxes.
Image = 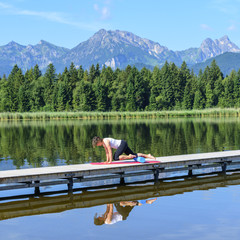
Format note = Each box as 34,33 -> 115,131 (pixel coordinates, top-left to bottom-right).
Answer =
67,178 -> 73,192
154,169 -> 159,182
222,162 -> 227,173
119,172 -> 125,185
188,165 -> 193,177
34,180 -> 40,195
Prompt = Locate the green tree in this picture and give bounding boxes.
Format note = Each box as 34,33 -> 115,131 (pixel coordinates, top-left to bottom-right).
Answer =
126,69 -> 136,111
0,75 -> 11,111
94,77 -> 108,111
149,66 -> 161,110
175,61 -> 189,108
73,81 -> 95,111
182,71 -> 196,109
29,77 -> 45,111
33,64 -> 42,81
43,63 -> 57,110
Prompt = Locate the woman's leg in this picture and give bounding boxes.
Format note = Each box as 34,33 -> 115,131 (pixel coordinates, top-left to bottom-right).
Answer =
118,154 -> 136,160
114,141 -> 137,160
137,153 -> 156,160
113,140 -> 129,160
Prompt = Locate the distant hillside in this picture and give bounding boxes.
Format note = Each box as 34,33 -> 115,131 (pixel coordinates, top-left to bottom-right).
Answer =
191,52 -> 240,76
0,29 -> 240,76
0,40 -> 70,76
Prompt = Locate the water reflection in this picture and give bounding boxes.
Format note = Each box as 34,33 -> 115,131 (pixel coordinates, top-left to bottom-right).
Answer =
1,172 -> 240,222
0,118 -> 240,170
94,199 -> 157,225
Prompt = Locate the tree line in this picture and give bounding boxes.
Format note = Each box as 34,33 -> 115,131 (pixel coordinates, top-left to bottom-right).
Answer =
0,60 -> 240,112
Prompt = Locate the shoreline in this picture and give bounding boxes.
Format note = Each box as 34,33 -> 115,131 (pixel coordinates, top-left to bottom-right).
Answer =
0,108 -> 240,120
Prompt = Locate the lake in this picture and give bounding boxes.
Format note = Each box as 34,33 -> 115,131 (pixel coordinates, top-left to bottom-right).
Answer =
1,118 -> 240,240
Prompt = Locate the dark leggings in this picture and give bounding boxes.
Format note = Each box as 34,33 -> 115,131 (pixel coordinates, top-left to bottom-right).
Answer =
113,140 -> 137,160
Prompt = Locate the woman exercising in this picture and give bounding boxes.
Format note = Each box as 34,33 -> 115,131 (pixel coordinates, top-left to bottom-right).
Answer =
92,136 -> 156,164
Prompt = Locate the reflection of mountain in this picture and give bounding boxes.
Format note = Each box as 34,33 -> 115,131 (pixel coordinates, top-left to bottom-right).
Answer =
1,172 -> 240,221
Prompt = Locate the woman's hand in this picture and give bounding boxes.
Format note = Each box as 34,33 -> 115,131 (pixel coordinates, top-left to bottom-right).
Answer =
103,139 -> 113,163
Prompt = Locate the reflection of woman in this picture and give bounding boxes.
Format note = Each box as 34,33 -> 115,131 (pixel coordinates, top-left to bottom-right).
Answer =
92,136 -> 156,164
94,199 -> 157,225
94,204 -> 123,225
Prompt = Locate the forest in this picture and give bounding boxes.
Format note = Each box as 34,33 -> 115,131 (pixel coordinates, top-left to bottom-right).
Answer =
0,60 -> 239,112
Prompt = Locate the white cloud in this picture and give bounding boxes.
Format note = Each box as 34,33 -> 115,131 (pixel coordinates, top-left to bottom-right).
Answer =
93,1 -> 111,20
210,0 -> 240,15
0,1 -> 100,31
200,24 -> 212,31
0,2 -> 11,8
228,24 -> 237,31
93,3 -> 99,11
101,6 -> 110,20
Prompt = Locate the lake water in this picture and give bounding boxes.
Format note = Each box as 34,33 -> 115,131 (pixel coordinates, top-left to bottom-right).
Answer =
1,118 -> 240,240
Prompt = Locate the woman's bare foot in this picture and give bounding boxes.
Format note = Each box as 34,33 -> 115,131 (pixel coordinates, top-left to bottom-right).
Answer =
129,154 -> 136,159
146,198 -> 157,204
147,154 -> 156,160
104,161 -> 111,164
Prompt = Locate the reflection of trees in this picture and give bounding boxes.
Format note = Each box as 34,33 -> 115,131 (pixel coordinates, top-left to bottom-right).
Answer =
0,118 -> 240,169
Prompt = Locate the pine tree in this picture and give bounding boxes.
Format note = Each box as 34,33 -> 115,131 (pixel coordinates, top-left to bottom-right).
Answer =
57,81 -> 68,111
175,61 -> 189,108
233,69 -> 240,107
0,75 -> 11,111
149,66 -> 161,110
33,64 -> 42,81
43,63 -> 57,110
134,67 -> 149,110
30,77 -> 45,111
182,73 -> 196,110
94,77 -> 107,111
78,66 -> 84,81
18,84 -> 30,112
221,72 -> 235,107
213,76 -> 224,107
110,70 -> 126,111
73,81 -> 95,111
205,82 -> 214,108
126,71 -> 136,111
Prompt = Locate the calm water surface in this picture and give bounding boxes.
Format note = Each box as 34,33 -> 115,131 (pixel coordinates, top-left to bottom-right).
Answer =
1,118 -> 240,240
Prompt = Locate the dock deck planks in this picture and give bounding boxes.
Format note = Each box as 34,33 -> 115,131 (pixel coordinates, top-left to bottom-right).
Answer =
1,150 -> 240,191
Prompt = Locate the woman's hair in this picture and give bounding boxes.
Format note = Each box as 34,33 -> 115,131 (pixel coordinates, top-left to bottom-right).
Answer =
92,136 -> 102,148
94,213 -> 105,225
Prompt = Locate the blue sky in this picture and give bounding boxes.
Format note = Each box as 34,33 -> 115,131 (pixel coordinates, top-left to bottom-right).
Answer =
0,0 -> 240,50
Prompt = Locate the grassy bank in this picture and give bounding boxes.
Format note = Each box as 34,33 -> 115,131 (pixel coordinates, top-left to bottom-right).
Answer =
0,108 -> 240,120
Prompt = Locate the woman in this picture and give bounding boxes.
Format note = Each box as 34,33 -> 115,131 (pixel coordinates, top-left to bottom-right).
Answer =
92,136 -> 156,164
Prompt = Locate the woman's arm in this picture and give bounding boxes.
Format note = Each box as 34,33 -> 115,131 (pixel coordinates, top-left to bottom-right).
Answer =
103,139 -> 113,163
105,204 -> 113,224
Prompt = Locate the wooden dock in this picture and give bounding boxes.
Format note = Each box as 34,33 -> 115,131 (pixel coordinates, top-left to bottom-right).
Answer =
1,150 -> 240,194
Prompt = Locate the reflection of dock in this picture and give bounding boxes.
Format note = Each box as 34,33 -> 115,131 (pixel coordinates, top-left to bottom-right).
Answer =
1,150 -> 240,193
1,172 -> 240,221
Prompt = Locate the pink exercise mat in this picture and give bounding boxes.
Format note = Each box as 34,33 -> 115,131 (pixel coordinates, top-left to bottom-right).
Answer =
91,160 -> 160,165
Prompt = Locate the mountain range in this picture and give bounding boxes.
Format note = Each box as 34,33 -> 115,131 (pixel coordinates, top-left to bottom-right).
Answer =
0,29 -> 240,76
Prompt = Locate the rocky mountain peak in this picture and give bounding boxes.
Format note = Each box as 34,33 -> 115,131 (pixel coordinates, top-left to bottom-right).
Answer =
0,30 -> 240,76
199,35 -> 240,60
219,35 -> 230,42
215,35 -> 240,53
39,40 -> 48,45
